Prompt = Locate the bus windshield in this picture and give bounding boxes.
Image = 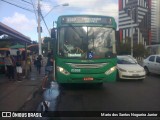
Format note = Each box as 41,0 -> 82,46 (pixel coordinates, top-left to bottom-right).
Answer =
58,26 -> 115,59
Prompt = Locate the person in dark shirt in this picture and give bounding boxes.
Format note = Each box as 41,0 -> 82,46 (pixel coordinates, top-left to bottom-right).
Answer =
4,51 -> 15,80
105,46 -> 115,58
21,50 -> 26,78
45,52 -> 54,75
36,55 -> 42,74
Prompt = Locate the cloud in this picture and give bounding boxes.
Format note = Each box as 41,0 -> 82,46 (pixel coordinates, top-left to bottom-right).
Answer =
80,3 -> 118,17
40,1 -> 53,13
2,12 -> 37,32
48,0 -> 118,20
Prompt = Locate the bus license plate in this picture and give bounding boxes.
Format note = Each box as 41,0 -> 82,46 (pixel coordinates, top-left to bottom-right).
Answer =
84,77 -> 93,81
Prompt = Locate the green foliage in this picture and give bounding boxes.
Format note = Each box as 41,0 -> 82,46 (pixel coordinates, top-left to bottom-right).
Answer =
42,37 -> 53,55
116,42 -> 131,55
117,42 -> 149,57
0,41 -> 12,48
43,37 -> 51,43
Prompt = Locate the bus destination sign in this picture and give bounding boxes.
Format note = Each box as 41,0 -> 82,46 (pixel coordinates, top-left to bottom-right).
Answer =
61,16 -> 113,25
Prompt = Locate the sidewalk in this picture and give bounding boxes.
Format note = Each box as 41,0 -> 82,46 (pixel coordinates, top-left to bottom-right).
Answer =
0,65 -> 45,111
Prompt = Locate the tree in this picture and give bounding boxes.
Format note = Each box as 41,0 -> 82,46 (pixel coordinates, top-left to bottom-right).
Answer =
117,42 -> 131,55
0,41 -> 12,48
42,37 -> 53,55
133,43 -> 149,57
117,41 -> 149,58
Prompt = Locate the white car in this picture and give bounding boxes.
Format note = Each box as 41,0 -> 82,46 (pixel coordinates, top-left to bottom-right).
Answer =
117,55 -> 146,80
143,54 -> 160,75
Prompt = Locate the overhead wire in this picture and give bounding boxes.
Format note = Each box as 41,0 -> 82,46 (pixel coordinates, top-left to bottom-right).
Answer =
0,0 -> 34,12
40,12 -> 50,36
12,0 -> 32,7
21,0 -> 32,5
1,0 -> 52,37
30,0 -> 38,23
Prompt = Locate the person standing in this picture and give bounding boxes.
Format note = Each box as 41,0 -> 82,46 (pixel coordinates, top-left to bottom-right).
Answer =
26,53 -> 32,77
4,51 -> 15,80
32,53 -> 37,67
42,52 -> 54,90
45,52 -> 54,75
21,50 -> 26,78
36,55 -> 42,74
16,51 -> 22,81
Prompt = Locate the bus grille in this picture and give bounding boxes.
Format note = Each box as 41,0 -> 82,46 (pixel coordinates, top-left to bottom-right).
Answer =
66,63 -> 108,68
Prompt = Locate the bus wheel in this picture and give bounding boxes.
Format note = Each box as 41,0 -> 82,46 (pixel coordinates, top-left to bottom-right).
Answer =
117,71 -> 121,81
96,83 -> 103,87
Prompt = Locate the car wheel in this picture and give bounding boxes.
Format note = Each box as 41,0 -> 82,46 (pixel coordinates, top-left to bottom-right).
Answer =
144,67 -> 150,75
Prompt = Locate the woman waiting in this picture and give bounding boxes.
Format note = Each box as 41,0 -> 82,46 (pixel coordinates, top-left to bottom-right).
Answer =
4,51 -> 15,80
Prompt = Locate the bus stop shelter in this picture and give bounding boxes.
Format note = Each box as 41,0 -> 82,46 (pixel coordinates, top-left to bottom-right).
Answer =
0,22 -> 32,76
0,22 -> 31,45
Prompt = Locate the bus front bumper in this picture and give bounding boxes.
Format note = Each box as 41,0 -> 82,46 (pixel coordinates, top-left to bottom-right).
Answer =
56,72 -> 117,83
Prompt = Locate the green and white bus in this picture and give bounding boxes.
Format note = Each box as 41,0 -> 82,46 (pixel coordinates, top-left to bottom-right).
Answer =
51,15 -> 117,84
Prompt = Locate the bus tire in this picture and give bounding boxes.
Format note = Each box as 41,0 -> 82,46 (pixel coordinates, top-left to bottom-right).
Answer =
116,71 -> 121,81
96,83 -> 103,87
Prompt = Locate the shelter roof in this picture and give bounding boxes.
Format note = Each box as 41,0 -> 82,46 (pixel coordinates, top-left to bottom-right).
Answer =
0,22 -> 31,44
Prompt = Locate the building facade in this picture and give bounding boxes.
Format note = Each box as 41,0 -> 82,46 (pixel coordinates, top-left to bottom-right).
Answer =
118,0 -> 151,46
151,0 -> 160,44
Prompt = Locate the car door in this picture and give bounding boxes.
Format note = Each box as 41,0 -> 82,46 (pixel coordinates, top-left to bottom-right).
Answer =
155,56 -> 160,74
147,56 -> 156,73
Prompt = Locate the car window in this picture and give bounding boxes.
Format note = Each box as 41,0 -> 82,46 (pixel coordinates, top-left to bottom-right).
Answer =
156,56 -> 160,63
148,56 -> 155,62
117,57 -> 136,64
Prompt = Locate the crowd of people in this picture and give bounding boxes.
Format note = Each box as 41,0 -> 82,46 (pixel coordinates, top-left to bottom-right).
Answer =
4,50 -> 38,81
4,50 -> 54,82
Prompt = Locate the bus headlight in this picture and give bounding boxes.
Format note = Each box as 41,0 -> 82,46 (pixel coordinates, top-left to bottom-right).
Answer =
57,66 -> 70,75
105,66 -> 116,75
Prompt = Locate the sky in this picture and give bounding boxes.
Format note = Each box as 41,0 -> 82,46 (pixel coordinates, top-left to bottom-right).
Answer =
0,0 -> 118,41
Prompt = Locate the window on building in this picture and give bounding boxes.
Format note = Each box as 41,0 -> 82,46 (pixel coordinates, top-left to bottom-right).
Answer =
134,9 -> 137,23
127,9 -> 131,16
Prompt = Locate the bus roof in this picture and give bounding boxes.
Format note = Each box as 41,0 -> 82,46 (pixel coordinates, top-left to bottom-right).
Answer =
58,14 -> 115,19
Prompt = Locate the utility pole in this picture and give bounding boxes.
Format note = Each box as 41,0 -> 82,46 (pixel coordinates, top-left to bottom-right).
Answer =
38,0 -> 42,55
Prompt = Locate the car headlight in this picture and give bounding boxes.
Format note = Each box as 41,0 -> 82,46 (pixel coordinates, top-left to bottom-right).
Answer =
105,66 -> 116,75
142,69 -> 145,72
118,68 -> 127,72
57,66 -> 70,75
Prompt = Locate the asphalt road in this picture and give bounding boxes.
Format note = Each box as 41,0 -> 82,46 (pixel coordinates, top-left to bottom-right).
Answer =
54,74 -> 160,120
15,73 -> 159,120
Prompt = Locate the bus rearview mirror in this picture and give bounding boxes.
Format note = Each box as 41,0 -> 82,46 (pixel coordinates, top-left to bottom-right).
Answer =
51,28 -> 56,39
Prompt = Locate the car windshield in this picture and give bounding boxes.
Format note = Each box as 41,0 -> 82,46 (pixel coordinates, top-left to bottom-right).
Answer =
58,26 -> 115,59
117,56 -> 137,64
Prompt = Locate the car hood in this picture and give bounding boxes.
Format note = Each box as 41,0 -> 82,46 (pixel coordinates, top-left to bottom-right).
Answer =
117,64 -> 144,71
